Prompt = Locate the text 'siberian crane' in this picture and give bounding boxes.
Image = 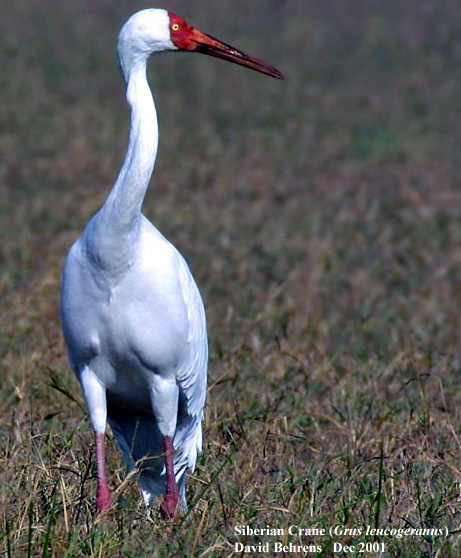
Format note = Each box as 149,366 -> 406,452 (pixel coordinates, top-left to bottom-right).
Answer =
61,8 -> 283,520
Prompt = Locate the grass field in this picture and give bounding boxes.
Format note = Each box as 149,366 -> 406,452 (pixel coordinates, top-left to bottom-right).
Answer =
1,0 -> 461,556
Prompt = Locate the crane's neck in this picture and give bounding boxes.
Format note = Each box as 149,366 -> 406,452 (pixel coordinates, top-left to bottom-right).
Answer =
101,59 -> 158,232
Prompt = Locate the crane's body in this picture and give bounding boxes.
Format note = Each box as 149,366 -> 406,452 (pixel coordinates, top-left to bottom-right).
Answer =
61,8 -> 282,519
62,212 -> 206,506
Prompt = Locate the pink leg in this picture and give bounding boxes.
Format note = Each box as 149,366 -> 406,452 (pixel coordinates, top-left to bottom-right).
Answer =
95,432 -> 112,512
159,436 -> 179,520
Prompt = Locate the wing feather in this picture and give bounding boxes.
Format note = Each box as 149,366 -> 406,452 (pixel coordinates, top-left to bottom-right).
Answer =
175,253 -> 208,419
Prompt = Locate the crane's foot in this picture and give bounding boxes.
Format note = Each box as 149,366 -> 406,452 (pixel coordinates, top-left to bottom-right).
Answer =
160,436 -> 179,520
95,432 -> 112,513
96,480 -> 113,513
160,485 -> 179,520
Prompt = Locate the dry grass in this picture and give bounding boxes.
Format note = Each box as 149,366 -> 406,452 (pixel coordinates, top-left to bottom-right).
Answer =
1,0 -> 461,556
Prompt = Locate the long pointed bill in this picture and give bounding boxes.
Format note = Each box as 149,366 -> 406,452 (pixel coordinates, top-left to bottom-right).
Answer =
191,29 -> 284,80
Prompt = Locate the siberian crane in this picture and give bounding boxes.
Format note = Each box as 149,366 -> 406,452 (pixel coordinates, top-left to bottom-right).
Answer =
60,8 -> 283,519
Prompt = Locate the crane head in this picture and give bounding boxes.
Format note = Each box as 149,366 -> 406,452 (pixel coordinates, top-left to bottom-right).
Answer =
168,13 -> 284,80
118,9 -> 284,81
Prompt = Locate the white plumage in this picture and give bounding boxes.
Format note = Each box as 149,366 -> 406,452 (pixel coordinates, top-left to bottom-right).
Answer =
60,8 -> 282,519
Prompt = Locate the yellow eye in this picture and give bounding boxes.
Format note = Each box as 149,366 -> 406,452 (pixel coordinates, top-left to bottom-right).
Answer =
172,23 -> 180,31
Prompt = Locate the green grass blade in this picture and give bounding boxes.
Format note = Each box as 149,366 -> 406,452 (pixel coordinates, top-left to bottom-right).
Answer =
5,514 -> 12,558
27,500 -> 34,558
41,494 -> 56,558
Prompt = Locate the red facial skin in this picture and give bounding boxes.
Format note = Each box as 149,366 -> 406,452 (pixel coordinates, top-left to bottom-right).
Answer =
169,13 -> 198,51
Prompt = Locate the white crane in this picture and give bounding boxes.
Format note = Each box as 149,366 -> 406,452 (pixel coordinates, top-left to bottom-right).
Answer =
60,8 -> 283,520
